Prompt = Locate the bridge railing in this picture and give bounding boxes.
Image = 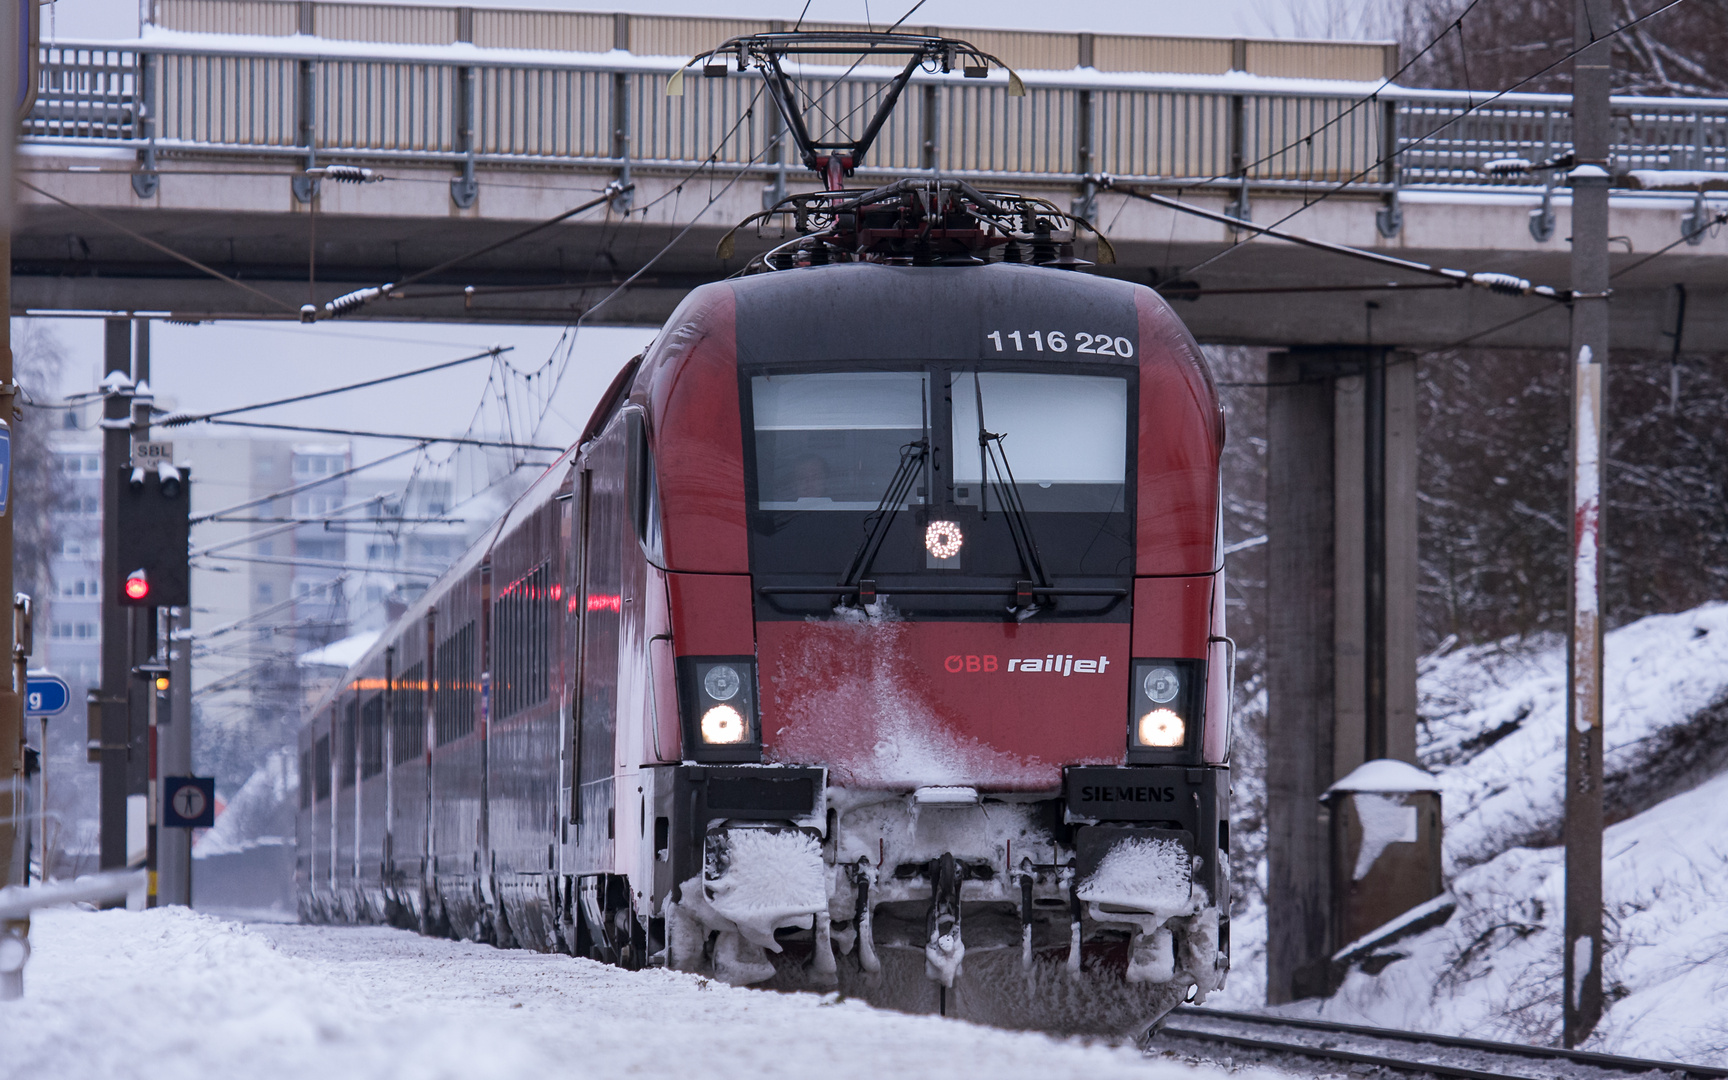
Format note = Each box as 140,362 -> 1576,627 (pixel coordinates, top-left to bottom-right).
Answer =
24,40 -> 1728,196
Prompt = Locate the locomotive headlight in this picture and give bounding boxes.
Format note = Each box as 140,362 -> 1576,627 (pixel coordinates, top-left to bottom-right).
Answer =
701,704 -> 747,744
1129,658 -> 1205,762
1142,666 -> 1180,704
1137,708 -> 1186,747
703,664 -> 741,701
681,657 -> 761,762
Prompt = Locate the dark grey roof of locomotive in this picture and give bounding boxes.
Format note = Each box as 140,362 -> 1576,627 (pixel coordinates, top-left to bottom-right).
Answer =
724,263 -> 1152,367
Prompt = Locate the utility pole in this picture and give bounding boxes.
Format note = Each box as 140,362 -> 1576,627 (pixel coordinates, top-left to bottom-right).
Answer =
1564,0 -> 1611,1049
98,321 -> 133,870
0,0 -> 19,896
159,608 -> 193,905
132,320 -> 156,905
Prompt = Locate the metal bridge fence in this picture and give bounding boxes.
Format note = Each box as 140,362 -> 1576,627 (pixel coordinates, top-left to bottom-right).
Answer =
25,41 -> 1728,194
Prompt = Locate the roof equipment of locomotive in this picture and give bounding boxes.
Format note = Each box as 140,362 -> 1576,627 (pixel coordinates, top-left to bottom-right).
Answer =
669,31 -> 1024,191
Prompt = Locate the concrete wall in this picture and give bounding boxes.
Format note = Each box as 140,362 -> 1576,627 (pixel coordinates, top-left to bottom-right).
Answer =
1265,346 -> 1420,1004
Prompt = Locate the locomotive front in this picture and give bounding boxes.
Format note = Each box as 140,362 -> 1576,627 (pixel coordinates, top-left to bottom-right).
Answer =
641,261 -> 1230,1032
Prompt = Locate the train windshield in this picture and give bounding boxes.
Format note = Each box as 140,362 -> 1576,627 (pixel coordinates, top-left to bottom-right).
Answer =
747,365 -> 1135,612
949,372 -> 1128,513
752,372 -> 930,511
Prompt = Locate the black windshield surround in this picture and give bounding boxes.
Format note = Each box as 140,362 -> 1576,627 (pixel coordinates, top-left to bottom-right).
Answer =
743,359 -> 1136,622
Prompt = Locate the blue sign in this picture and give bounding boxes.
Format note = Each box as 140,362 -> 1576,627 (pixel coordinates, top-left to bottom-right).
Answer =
26,674 -> 69,716
164,777 -> 217,829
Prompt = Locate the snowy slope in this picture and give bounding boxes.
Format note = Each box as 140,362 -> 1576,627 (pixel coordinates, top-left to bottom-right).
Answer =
1263,604 -> 1728,1060
1419,603 -> 1728,868
1,908 -> 1265,1080
1208,603 -> 1728,1060
1292,768 -> 1728,1062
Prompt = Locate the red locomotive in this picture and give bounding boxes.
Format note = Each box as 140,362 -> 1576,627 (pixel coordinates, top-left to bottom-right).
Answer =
297,32 -> 1232,1035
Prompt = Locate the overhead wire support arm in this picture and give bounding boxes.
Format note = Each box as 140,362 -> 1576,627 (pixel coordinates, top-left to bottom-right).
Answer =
1102,180 -> 1579,301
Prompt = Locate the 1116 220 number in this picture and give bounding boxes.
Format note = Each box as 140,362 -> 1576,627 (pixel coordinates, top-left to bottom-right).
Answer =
986,330 -> 1134,357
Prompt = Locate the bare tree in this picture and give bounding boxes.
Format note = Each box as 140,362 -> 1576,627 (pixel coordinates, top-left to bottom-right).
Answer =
12,322 -> 70,604
1397,0 -> 1728,96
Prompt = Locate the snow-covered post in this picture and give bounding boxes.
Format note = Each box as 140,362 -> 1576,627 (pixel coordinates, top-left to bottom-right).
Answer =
0,871 -> 145,999
1321,759 -> 1442,989
1563,0 -> 1611,1048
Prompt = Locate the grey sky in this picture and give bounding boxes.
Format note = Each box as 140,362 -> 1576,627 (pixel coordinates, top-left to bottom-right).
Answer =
36,318 -> 658,479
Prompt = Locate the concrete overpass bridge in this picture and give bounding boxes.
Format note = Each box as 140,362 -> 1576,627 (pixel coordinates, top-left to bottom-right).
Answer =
14,3 -> 1728,349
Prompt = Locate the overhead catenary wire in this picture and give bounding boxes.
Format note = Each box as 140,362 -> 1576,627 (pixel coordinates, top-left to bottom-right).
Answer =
160,346 -> 511,427
1414,204 -> 1726,355
192,575 -> 349,642
1141,0 -> 1488,203
1112,185 -> 1573,299
193,492 -> 395,558
193,551 -> 442,577
563,0 -> 941,333
213,516 -> 458,526
1608,208 -> 1728,279
193,444 -> 424,524
320,188 -> 628,318
17,177 -> 299,314
198,418 -> 566,452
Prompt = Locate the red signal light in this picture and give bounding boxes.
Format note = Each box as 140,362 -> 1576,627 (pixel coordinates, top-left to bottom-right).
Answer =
124,570 -> 150,601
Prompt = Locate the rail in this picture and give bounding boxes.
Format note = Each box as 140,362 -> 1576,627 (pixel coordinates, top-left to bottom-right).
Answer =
22,39 -> 1728,206
1154,1007 -> 1728,1080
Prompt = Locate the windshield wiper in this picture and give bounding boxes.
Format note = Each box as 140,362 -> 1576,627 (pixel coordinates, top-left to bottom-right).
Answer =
972,373 -> 1051,603
840,436 -> 928,592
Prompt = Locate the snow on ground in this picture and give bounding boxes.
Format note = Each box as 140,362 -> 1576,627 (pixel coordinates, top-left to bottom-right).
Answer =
1208,604 -> 1728,1061
1419,603 -> 1728,868
1,907 -> 1262,1080
1290,768 -> 1728,1063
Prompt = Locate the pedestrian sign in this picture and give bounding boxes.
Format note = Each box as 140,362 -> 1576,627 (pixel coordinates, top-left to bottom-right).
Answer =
164,777 -> 217,828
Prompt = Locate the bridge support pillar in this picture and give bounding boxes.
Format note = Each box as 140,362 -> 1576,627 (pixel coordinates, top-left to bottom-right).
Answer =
1265,345 -> 1419,1004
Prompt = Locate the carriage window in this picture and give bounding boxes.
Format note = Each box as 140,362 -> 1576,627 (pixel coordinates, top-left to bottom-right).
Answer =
752,372 -> 929,511
950,372 -> 1128,513
314,735 -> 332,802
394,662 -> 425,766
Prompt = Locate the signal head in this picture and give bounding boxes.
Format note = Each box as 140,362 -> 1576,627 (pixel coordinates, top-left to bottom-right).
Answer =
157,461 -> 183,499
124,569 -> 150,602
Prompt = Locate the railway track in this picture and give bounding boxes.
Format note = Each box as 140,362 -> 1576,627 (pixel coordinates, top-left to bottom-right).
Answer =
1148,1006 -> 1728,1080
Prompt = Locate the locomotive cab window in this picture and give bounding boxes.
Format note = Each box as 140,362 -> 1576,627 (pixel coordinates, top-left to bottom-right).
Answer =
950,372 -> 1128,513
752,372 -> 930,511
